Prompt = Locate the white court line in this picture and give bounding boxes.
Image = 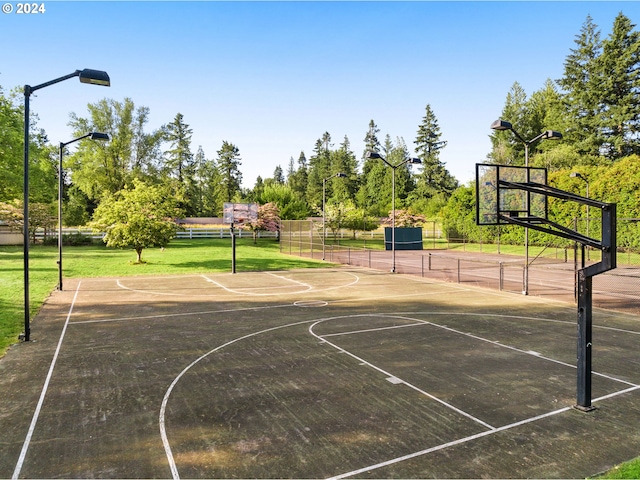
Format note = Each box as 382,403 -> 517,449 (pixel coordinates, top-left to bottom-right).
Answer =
203,275 -> 312,295
327,313 -> 640,389
159,317 -> 341,480
330,384 -> 640,479
308,318 -> 497,430
70,302 -> 295,325
328,405 -> 574,480
12,282 -> 82,480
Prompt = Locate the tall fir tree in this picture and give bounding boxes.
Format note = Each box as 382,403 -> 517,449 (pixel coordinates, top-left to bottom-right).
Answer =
288,151 -> 308,200
557,15 -> 604,158
413,104 -> 457,197
164,113 -> 194,183
598,12 -> 640,159
164,113 -> 196,215
217,141 -> 243,202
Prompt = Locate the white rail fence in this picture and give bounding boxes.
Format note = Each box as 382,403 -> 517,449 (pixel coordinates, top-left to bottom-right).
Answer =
33,227 -> 278,241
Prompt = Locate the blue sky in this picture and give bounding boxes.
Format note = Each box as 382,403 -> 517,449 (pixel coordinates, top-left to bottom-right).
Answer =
2,1 -> 639,188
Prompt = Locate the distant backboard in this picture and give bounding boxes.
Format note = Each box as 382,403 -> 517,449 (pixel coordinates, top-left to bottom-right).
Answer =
476,164 -> 547,226
223,203 -> 258,225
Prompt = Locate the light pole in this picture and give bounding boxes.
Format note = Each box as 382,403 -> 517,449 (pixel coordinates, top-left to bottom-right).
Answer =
58,132 -> 109,291
366,151 -> 421,273
322,172 -> 347,260
491,119 -> 562,294
571,172 -> 590,260
22,69 -> 110,342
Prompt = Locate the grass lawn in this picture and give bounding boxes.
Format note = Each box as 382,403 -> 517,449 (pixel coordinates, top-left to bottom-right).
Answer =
597,459 -> 640,479
0,238 -> 329,357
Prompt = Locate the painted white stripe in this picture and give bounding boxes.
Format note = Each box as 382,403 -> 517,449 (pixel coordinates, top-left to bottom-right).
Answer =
159,317 -> 330,480
308,319 -> 496,430
12,282 -> 82,480
328,405 -> 574,480
71,302 -> 295,325
330,384 -> 640,479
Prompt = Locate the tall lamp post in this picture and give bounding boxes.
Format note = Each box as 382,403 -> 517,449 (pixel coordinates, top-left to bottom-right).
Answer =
322,172 -> 347,260
22,69 -> 110,342
365,151 -> 421,273
58,132 -> 110,291
490,119 -> 562,295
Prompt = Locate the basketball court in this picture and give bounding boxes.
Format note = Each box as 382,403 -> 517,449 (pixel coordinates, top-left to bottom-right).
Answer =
2,267 -> 640,478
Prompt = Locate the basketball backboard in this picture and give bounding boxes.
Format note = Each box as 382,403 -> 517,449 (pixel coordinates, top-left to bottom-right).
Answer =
476,163 -> 547,225
223,203 -> 259,225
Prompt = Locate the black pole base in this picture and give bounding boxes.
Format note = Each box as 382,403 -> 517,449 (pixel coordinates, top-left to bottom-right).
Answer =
573,404 -> 597,413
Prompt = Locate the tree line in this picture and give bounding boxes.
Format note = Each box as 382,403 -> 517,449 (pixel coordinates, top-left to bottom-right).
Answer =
1,12 -> 639,250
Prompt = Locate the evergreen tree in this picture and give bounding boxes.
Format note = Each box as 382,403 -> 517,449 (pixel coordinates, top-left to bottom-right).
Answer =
288,151 -> 308,200
272,165 -> 285,184
598,12 -> 640,159
306,133 -> 332,209
164,113 -> 196,215
413,104 -> 457,197
164,113 -> 193,183
217,141 -> 243,202
489,82 -> 529,165
286,156 -> 295,180
557,15 -> 604,158
362,119 -> 381,177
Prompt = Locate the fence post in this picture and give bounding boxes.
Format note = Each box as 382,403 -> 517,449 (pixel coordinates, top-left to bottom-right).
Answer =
499,262 -> 504,291
368,250 -> 371,268
428,253 -> 432,271
457,258 -> 461,283
421,255 -> 424,277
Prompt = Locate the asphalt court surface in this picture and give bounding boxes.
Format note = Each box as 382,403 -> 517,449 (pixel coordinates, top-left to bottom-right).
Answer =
2,267 -> 640,478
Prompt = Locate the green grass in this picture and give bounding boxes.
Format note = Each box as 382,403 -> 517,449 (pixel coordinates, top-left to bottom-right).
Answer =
595,459 -> 640,479
0,238 -> 329,356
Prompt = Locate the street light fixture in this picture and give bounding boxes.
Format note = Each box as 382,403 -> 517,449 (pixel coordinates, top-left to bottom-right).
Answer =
58,132 -> 109,291
491,119 -> 562,295
322,172 -> 347,260
22,69 -> 110,342
366,151 -> 421,273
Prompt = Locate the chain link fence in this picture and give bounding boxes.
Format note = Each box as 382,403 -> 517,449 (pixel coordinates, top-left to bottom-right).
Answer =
280,220 -> 640,315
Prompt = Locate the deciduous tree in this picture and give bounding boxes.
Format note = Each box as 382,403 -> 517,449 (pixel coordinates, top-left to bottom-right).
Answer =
90,179 -> 183,263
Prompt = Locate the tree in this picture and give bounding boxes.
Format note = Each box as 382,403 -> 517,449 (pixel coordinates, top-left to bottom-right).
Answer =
164,113 -> 197,215
256,183 -> 308,220
193,146 -> 224,216
217,141 -> 243,202
287,151 -> 308,200
0,88 -> 24,202
361,119 -> 381,177
306,133 -> 332,208
557,15 -> 605,158
489,83 -> 530,165
382,209 -> 426,228
412,104 -> 457,198
164,113 -> 194,183
244,202 -> 280,243
0,200 -> 56,243
90,179 -> 183,263
67,98 -> 165,203
342,204 -> 379,239
272,165 -> 285,184
598,13 -> 640,159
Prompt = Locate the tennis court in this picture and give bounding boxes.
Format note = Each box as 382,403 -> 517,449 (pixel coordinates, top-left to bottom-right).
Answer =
2,267 -> 640,478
